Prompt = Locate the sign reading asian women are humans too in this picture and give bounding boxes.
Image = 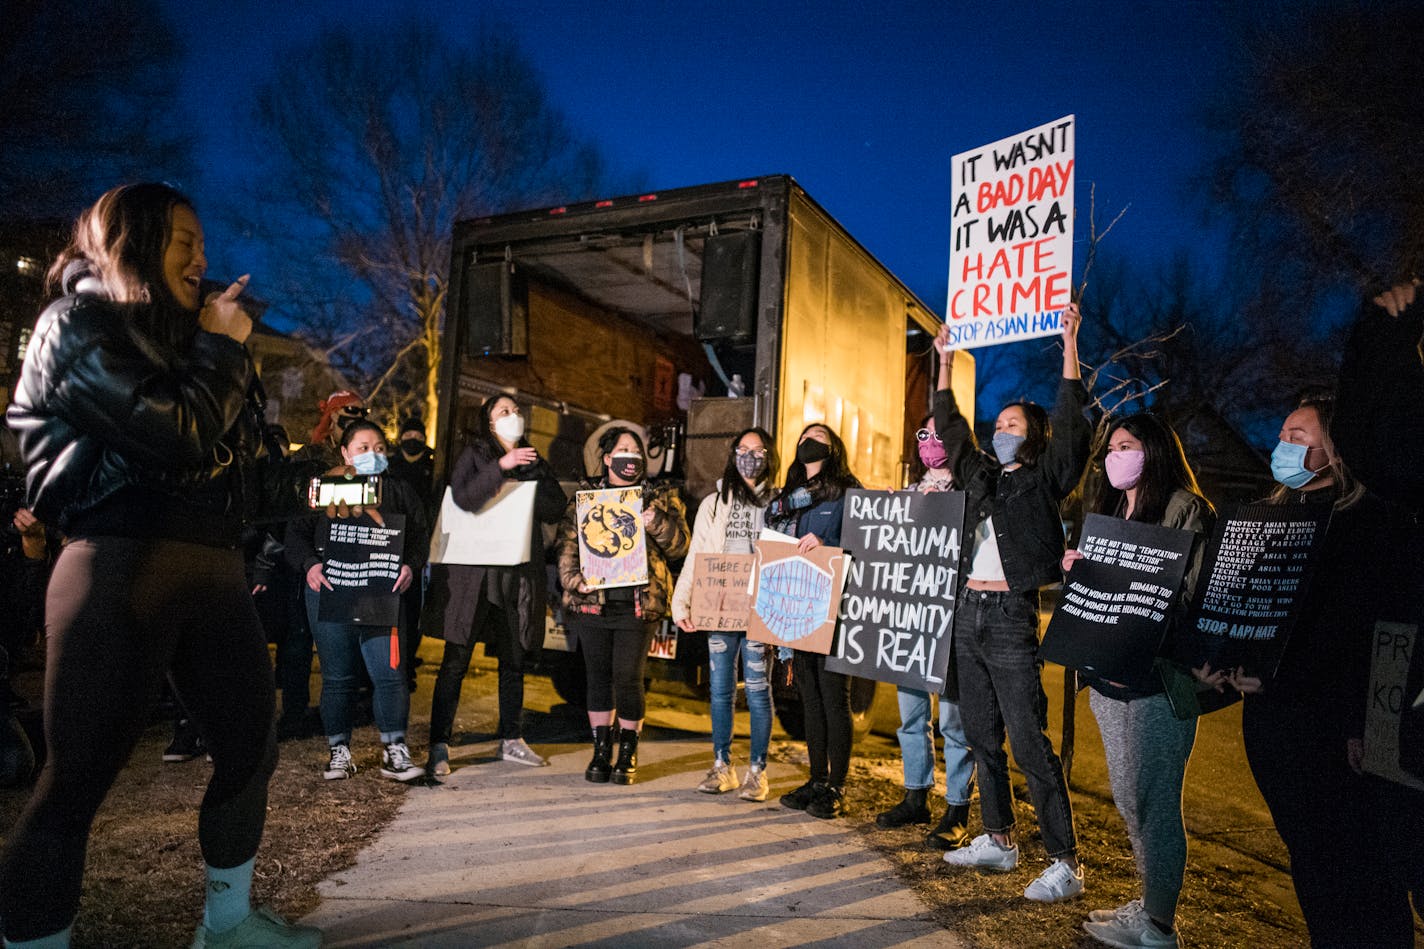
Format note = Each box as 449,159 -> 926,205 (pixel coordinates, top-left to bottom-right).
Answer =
825,490 -> 965,692
747,540 -> 850,656
945,115 -> 1075,349
319,514 -> 406,626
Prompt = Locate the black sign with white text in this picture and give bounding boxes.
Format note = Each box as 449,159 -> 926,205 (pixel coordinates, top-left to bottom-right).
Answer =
318,513 -> 407,626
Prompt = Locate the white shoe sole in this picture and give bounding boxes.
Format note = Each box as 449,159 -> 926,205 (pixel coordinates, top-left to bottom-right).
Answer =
502,753 -> 548,767
323,770 -> 353,780
381,767 -> 425,781
429,760 -> 451,776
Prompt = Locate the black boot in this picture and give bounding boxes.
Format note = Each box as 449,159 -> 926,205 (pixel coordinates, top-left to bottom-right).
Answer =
585,725 -> 614,783
611,730 -> 639,785
875,787 -> 931,828
926,802 -> 972,850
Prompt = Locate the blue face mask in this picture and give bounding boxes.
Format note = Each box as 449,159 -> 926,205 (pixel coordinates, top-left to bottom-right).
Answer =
991,432 -> 1026,465
1270,440 -> 1318,489
351,450 -> 389,475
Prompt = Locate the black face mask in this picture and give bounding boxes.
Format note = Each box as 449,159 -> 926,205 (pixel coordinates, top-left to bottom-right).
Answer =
400,437 -> 425,457
609,452 -> 645,482
795,439 -> 832,465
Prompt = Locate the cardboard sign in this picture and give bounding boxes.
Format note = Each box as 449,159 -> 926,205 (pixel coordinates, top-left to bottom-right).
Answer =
825,489 -> 965,692
429,481 -> 537,566
1362,621 -> 1424,790
746,540 -> 850,656
1040,514 -> 1196,691
575,487 -> 648,589
945,115 -> 1075,350
318,513 -> 406,626
689,552 -> 755,632
1173,503 -> 1332,681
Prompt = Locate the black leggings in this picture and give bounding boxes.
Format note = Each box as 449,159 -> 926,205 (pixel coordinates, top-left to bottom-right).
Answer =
574,617 -> 657,722
429,597 -> 527,742
0,537 -> 278,941
794,651 -> 852,788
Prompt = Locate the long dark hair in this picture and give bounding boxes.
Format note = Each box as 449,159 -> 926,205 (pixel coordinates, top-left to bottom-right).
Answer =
774,423 -> 859,504
1001,399 -> 1050,466
49,183 -> 193,309
473,393 -> 529,460
718,426 -> 778,507
1088,413 -> 1211,524
597,426 -> 646,479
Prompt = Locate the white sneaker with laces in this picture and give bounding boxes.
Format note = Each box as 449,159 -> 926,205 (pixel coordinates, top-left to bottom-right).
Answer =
381,741 -> 424,781
1024,859 -> 1085,902
942,833 -> 1019,871
190,904 -> 321,948
1083,901 -> 1177,948
697,760 -> 740,793
1088,898 -> 1143,924
323,743 -> 355,781
738,764 -> 769,801
500,738 -> 549,767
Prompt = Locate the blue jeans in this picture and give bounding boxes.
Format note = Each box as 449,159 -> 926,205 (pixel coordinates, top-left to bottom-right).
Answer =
895,686 -> 975,804
306,588 -> 408,745
955,588 -> 1077,859
707,631 -> 773,768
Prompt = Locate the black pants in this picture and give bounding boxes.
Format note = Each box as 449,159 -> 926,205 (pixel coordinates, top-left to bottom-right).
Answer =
429,597 -> 527,742
794,651 -> 852,789
1244,696 -> 1419,948
573,616 -> 657,722
0,537 -> 277,941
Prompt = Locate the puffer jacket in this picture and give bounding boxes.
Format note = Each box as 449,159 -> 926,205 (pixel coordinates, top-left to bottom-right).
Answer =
556,478 -> 689,622
6,273 -> 273,541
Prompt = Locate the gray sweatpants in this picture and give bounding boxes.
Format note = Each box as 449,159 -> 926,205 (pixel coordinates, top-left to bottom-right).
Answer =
1089,689 -> 1198,924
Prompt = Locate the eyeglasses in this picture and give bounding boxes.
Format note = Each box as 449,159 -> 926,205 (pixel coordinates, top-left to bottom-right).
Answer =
915,429 -> 941,443
735,448 -> 768,458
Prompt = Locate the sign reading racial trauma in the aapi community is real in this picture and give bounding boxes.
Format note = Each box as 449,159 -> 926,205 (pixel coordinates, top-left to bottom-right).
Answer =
318,513 -> 407,626
688,553 -> 755,632
1039,514 -> 1195,692
1172,503 -> 1332,683
1362,621 -> 1424,790
825,490 -> 965,692
575,486 -> 648,590
746,540 -> 850,656
945,115 -> 1075,350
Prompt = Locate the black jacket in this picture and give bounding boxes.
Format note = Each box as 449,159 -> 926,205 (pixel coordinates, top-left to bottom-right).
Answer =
6,280 -> 271,545
935,378 -> 1093,594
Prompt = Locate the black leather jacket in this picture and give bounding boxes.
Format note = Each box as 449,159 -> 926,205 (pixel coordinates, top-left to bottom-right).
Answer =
6,277 -> 276,542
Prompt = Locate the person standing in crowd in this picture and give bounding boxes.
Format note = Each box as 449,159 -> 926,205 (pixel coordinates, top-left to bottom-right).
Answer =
386,415 -> 436,692
1064,413 -> 1214,949
0,183 -> 319,947
767,423 -> 861,819
875,413 -> 976,851
556,427 -> 688,785
935,301 -> 1092,903
285,420 -> 430,784
1196,394 -> 1420,947
425,396 -> 565,775
672,428 -> 779,802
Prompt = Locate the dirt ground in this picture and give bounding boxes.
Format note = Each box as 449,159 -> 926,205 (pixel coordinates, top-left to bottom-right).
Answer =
2,651 -> 1419,947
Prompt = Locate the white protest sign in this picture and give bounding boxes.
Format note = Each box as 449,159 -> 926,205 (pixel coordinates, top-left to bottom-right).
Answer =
946,115 -> 1075,349
429,482 -> 536,566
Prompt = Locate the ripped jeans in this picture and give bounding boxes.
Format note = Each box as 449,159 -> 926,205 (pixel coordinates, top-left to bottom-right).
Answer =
707,631 -> 773,768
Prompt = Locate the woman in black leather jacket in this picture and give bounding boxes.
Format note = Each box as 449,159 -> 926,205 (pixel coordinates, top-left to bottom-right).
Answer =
0,184 -> 318,948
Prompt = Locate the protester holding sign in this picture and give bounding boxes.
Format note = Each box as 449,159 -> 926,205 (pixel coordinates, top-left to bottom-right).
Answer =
766,423 -> 862,819
285,420 -> 430,784
1194,394 -> 1420,945
1062,413 -> 1213,948
425,395 -> 566,776
556,427 -> 689,785
935,302 -> 1092,903
672,428 -> 779,801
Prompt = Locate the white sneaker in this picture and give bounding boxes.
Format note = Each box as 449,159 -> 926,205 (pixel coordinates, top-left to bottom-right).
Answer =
1088,898 -> 1143,924
323,743 -> 355,780
381,741 -> 424,782
697,760 -> 739,793
738,764 -> 770,802
1024,859 -> 1084,902
1084,901 -> 1177,948
500,738 -> 549,767
942,833 -> 1019,871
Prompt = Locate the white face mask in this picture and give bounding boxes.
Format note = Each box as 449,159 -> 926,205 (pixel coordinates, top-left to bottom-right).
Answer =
493,413 -> 525,443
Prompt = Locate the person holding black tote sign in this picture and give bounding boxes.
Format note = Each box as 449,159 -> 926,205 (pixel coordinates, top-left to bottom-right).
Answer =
1062,413 -> 1213,949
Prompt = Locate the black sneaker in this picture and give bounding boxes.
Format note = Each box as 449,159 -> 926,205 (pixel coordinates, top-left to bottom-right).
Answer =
163,722 -> 205,762
806,784 -> 845,819
779,780 -> 822,811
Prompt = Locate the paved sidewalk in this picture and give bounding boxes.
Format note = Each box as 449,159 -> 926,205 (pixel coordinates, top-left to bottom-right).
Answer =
301,734 -> 958,947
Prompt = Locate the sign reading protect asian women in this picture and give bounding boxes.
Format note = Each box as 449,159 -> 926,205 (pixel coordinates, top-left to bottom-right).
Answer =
747,540 -> 850,655
318,513 -> 406,626
945,115 -> 1075,350
575,486 -> 648,589
825,489 -> 965,692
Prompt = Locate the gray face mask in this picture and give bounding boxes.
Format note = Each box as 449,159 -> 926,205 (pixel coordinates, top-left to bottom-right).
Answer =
734,450 -> 767,481
991,432 -> 1026,465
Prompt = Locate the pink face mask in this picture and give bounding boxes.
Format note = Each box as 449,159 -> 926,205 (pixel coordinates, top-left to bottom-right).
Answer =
918,438 -> 949,470
1104,449 -> 1146,490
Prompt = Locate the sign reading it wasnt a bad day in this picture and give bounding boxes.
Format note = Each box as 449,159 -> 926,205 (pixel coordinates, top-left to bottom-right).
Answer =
945,115 -> 1075,350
